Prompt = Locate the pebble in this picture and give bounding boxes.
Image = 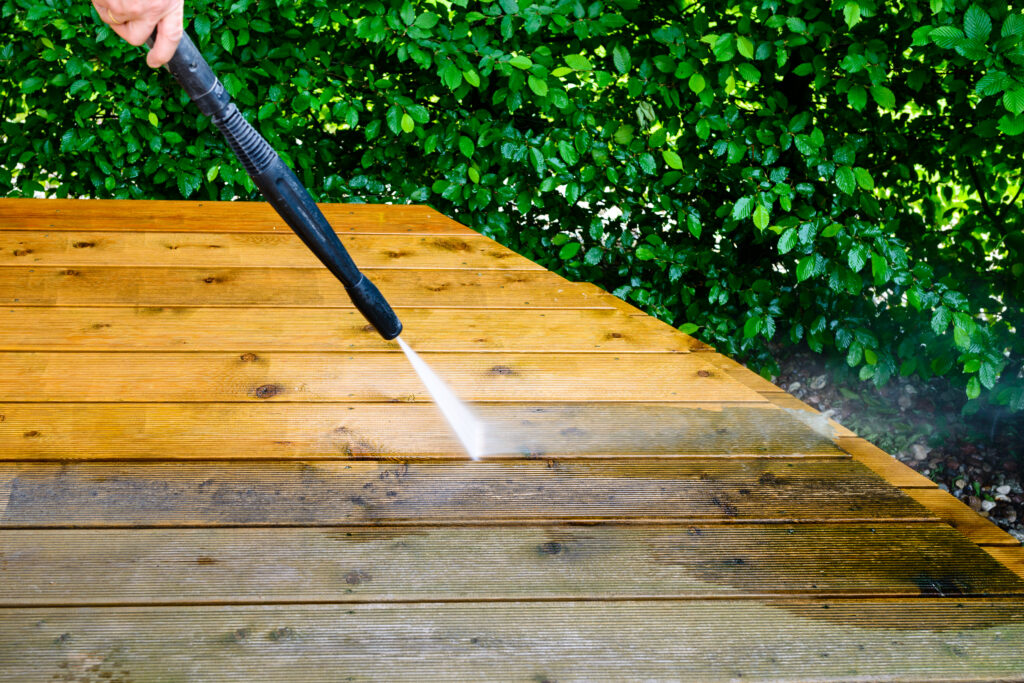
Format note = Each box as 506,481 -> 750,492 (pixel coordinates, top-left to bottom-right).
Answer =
911,444 -> 929,461
968,496 -> 982,511
898,395 -> 912,410
810,375 -> 827,390
954,478 -> 966,489
787,382 -> 801,393
981,499 -> 997,512
996,485 -> 1011,495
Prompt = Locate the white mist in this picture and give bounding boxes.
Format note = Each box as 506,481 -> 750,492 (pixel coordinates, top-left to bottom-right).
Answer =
396,337 -> 485,460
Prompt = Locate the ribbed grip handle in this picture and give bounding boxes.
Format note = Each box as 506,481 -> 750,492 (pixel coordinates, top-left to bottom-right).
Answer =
213,105 -> 276,174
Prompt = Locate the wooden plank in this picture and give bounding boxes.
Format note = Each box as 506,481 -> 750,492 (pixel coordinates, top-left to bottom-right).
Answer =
0,198 -> 476,235
904,488 -> 1023,547
0,352 -> 766,404
984,546 -> 1024,581
0,268 -> 604,309
2,601 -> 1023,681
0,307 -> 698,352
837,436 -> 939,489
759,392 -> 857,438
0,459 -> 932,526
0,232 -> 539,270
2,524 -> 1021,606
0,403 -> 847,460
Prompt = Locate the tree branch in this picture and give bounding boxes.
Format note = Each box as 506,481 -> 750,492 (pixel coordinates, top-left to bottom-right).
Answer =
967,158 -> 998,224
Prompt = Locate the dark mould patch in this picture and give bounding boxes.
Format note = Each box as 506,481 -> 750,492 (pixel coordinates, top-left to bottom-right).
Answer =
62,269 -> 80,277
344,569 -> 371,586
487,365 -> 517,376
537,541 -> 564,555
196,556 -> 217,565
605,332 -> 624,340
239,352 -> 258,362
202,276 -> 221,284
697,369 -> 712,377
71,241 -> 95,249
12,249 -> 33,257
268,627 -> 296,641
23,430 -> 41,438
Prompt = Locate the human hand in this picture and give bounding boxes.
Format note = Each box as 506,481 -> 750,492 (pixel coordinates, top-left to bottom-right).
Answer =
92,0 -> 184,68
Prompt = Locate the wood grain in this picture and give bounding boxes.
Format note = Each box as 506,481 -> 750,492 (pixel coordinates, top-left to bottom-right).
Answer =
0,459 -> 931,526
0,198 -> 476,234
1,523 -> 1021,606
984,546 -> 1024,581
1,601 -> 1023,681
0,267 -> 603,309
904,488 -> 1022,547
0,402 -> 848,459
0,352 -> 765,403
0,307 -> 698,352
0,232 -> 538,270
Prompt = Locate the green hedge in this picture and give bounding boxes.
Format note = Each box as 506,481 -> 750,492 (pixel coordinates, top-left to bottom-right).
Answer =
3,0 -> 1024,412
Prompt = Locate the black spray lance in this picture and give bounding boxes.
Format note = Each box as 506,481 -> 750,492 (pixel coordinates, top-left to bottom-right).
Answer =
145,30 -> 402,340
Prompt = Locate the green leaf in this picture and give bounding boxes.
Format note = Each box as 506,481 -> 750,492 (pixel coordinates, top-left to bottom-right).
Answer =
843,2 -> 861,28
1003,89 -> 1024,115
870,86 -> 896,109
743,315 -> 762,339
463,70 -> 481,88
731,196 -> 754,220
752,204 -> 769,230
458,136 -> 475,158
508,55 -> 532,69
836,166 -> 856,195
206,165 -> 219,182
736,36 -> 754,59
401,113 -> 414,134
778,228 -> 798,254
688,73 -> 705,94
853,167 -> 874,190
499,0 -> 519,13
614,125 -> 635,145
193,14 -> 211,41
847,86 -> 867,111
930,25 -> 965,49
21,76 -> 45,93
527,75 -> 549,96
932,305 -> 951,334
221,31 -> 235,52
635,245 -> 656,260
584,247 -> 603,265
565,54 -> 592,71
1003,14 -> 1024,38
998,114 -> 1024,136
848,244 -> 869,272
559,242 -> 581,260
612,45 -> 631,74
414,12 -> 440,29
638,153 -> 656,175
712,34 -> 736,62
979,361 -> 999,389
964,5 -> 992,42
796,255 -> 815,282
679,323 -> 700,335
738,63 -> 760,83
696,119 -> 710,140
147,112 -> 159,127
966,375 -> 981,400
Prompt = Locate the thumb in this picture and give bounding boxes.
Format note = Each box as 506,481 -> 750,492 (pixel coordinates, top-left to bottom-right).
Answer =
147,9 -> 184,68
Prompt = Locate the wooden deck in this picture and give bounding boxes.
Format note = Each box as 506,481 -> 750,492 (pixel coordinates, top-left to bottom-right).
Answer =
0,198 -> 1022,681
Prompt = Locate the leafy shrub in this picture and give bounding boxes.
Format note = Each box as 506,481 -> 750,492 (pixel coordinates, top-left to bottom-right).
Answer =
2,0 -> 1023,411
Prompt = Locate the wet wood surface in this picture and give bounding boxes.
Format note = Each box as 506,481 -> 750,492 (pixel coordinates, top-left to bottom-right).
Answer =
0,199 -> 1021,681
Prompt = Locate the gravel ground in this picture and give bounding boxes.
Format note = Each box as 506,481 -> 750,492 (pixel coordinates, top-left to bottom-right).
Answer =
773,349 -> 1024,542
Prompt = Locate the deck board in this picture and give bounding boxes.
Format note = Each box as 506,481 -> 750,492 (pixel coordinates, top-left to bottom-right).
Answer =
2,523 -> 1022,606
0,307 -> 700,352
0,232 -> 538,269
0,459 -> 928,525
2,601 -> 1024,681
0,199 -> 1020,681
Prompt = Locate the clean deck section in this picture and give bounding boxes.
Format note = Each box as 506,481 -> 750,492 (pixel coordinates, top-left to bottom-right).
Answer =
0,198 -> 1022,681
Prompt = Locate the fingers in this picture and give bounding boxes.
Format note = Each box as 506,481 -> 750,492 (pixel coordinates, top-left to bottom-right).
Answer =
146,9 -> 184,68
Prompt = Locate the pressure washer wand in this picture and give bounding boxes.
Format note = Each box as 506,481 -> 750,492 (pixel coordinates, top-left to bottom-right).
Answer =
146,30 -> 402,340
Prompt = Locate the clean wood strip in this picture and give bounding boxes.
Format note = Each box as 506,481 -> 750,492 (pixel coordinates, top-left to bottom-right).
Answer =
0,268 -> 603,309
0,307 -> 698,352
0,198 -> 476,235
0,232 -> 538,270
983,546 -> 1024,581
0,352 -> 766,403
758,392 -> 856,438
903,489 -> 1022,547
0,459 -> 932,526
2,601 -> 1023,681
0,403 -> 844,460
836,436 -> 938,489
2,523 -> 1021,606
